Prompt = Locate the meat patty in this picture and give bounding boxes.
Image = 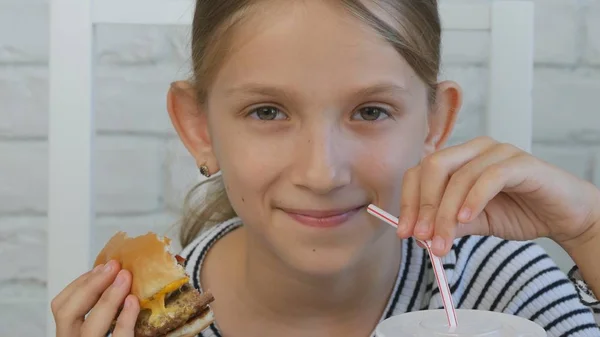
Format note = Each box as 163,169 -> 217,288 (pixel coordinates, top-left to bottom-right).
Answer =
134,284 -> 214,337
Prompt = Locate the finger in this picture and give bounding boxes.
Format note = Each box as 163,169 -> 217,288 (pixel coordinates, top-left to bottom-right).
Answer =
460,154 -> 531,225
397,166 -> 421,239
51,270 -> 96,337
413,156 -> 446,240
455,220 -> 490,239
415,240 -> 426,249
51,267 -> 97,314
112,295 -> 140,337
81,269 -> 133,337
414,136 -> 497,241
55,260 -> 121,335
432,143 -> 522,255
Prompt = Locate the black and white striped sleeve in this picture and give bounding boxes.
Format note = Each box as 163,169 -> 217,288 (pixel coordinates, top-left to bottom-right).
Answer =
568,266 -> 600,325
492,242 -> 600,336
449,237 -> 600,337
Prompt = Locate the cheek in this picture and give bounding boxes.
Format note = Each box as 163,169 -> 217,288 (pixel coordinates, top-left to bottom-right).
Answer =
217,139 -> 287,189
355,121 -> 426,210
209,118 -> 290,212
219,157 -> 269,225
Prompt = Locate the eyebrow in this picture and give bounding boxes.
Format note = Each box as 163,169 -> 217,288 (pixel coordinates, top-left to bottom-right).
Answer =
354,83 -> 409,97
225,82 -> 409,98
226,83 -> 291,98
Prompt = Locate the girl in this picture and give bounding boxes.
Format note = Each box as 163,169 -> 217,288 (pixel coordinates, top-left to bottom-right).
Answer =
51,1 -> 600,336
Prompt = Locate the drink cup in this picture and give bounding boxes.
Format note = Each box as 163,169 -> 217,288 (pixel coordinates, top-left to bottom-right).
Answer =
375,309 -> 546,337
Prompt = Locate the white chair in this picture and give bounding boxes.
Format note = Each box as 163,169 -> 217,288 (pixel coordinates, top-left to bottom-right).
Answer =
46,1 -> 534,335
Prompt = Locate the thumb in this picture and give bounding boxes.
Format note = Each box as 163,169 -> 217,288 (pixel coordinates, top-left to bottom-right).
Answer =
427,215 -> 490,257
455,215 -> 491,238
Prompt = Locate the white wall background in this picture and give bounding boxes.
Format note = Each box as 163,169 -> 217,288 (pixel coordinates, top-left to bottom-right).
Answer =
0,0 -> 599,335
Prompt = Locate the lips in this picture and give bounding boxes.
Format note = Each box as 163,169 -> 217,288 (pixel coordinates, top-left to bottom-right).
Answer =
280,205 -> 365,228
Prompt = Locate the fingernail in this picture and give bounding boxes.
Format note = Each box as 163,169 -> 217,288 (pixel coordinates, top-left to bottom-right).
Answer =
433,236 -> 445,252
459,207 -> 471,222
397,218 -> 407,233
103,261 -> 114,273
93,264 -> 104,273
415,220 -> 429,234
113,271 -> 126,287
124,296 -> 132,308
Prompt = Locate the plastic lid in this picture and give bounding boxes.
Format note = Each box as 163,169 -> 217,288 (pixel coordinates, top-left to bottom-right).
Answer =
375,309 -> 546,337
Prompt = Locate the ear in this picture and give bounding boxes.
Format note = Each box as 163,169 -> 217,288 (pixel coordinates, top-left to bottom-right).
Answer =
423,81 -> 462,155
167,81 -> 219,174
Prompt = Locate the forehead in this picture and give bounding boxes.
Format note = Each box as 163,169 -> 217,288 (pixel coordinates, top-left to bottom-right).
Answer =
209,0 -> 421,96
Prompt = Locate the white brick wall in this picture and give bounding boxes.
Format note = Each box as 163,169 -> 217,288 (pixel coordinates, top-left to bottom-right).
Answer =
1,0 -> 600,335
584,1 -> 600,65
533,0 -> 579,65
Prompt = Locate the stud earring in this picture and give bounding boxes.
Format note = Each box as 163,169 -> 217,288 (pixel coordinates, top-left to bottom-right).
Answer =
199,165 -> 211,178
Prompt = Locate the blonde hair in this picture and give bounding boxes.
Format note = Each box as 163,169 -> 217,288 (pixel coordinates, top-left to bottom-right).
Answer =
178,0 -> 442,247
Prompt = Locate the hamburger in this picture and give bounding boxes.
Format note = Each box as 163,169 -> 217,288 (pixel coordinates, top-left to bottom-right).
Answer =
94,232 -> 215,337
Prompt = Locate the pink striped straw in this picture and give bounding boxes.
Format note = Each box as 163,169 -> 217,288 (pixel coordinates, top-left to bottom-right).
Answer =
367,204 -> 459,327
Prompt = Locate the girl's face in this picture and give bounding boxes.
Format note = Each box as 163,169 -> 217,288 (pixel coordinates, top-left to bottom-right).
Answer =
170,1 -> 460,275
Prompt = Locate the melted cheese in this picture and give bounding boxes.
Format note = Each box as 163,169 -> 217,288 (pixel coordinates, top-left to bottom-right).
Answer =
139,277 -> 189,319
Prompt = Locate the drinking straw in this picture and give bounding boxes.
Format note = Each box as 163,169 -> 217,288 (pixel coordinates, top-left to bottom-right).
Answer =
367,204 -> 459,327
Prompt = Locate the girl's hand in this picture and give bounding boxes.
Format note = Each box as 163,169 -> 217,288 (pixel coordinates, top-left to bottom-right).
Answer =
51,260 -> 140,337
398,136 -> 600,257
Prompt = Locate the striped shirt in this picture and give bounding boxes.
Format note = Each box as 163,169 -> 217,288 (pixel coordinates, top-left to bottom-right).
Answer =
180,217 -> 600,337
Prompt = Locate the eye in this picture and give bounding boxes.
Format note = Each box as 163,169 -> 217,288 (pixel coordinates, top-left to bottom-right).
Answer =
353,106 -> 391,121
248,106 -> 287,121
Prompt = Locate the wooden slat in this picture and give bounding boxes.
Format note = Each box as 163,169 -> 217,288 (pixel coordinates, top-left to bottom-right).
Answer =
47,0 -> 94,335
486,1 -> 534,152
439,3 -> 491,30
92,0 -> 194,25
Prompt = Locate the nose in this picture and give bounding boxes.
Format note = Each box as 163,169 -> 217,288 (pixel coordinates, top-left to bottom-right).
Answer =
290,125 -> 351,195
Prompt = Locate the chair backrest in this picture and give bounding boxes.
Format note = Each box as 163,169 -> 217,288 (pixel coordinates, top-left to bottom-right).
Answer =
46,1 -> 534,335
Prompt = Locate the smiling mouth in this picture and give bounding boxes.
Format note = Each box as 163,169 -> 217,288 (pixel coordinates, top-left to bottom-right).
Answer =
280,205 -> 366,228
